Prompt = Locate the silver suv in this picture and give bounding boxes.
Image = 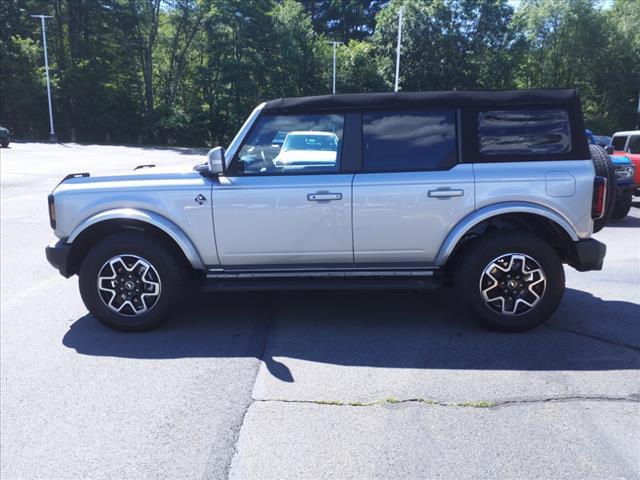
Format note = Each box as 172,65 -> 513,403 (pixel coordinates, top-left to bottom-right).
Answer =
45,89 -> 608,332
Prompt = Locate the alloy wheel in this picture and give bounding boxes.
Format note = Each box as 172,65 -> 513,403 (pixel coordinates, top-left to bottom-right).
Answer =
97,254 -> 161,316
479,253 -> 546,316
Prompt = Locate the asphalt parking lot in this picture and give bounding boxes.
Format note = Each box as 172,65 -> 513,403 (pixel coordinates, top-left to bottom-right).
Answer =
1,142 -> 639,480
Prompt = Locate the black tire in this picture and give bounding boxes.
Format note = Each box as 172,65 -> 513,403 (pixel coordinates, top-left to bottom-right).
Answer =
0,140 -> 8,148
79,231 -> 188,331
589,144 -> 617,232
455,232 -> 565,332
611,190 -> 632,220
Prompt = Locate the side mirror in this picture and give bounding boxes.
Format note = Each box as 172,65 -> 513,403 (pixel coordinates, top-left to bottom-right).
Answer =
207,147 -> 225,175
604,146 -> 614,155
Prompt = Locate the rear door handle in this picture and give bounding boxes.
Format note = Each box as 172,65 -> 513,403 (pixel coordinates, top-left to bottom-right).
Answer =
307,192 -> 343,202
428,188 -> 464,198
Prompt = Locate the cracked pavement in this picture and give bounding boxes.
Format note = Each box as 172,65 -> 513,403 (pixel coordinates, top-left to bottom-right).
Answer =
1,143 -> 639,479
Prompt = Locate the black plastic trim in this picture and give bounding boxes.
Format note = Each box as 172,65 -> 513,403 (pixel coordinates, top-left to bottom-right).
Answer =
202,276 -> 439,292
47,193 -> 56,229
45,242 -> 74,278
57,172 -> 90,187
341,112 -> 362,173
569,238 -> 606,272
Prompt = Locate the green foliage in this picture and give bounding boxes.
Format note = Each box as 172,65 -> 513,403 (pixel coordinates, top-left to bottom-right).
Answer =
0,0 -> 638,145
337,40 -> 386,92
514,0 -> 639,132
373,0 -> 521,91
0,35 -> 49,138
305,0 -> 386,43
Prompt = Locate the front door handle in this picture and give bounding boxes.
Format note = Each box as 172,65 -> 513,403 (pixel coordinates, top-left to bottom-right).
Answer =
307,192 -> 343,202
428,188 -> 464,199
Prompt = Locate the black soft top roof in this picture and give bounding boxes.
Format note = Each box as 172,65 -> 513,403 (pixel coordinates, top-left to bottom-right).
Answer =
263,88 -> 580,114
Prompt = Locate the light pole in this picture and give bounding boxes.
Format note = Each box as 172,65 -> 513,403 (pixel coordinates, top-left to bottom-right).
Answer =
32,14 -> 57,142
394,6 -> 404,93
326,41 -> 343,94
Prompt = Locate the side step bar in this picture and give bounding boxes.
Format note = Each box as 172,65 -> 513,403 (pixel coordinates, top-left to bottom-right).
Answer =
202,269 -> 440,291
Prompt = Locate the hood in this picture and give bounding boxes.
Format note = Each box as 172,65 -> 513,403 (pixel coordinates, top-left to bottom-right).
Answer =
609,154 -> 632,166
53,163 -> 204,194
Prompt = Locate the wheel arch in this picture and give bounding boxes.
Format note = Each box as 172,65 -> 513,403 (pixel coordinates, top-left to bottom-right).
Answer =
435,202 -> 580,268
67,208 -> 205,274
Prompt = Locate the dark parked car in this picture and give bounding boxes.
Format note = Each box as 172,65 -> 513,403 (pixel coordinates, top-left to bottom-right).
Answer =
586,130 -> 635,219
0,126 -> 10,148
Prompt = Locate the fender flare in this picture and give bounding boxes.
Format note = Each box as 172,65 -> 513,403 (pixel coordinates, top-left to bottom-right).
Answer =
67,208 -> 205,270
434,202 -> 580,267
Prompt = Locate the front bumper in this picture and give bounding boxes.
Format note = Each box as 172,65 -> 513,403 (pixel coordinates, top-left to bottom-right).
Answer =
617,183 -> 634,198
45,241 -> 74,278
569,238 -> 606,272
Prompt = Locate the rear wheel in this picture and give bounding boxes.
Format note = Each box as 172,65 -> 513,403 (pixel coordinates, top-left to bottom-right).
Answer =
455,232 -> 565,332
611,191 -> 632,220
79,231 -> 187,331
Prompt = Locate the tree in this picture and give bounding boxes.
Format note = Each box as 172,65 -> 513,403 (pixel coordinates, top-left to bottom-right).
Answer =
2,0 -> 637,144
373,0 -> 520,91
515,0 -> 640,132
336,40 -> 386,92
306,0 -> 388,43
117,0 -> 162,135
270,0 -> 326,97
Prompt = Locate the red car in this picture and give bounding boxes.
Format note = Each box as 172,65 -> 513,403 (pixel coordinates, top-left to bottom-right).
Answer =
612,130 -> 640,192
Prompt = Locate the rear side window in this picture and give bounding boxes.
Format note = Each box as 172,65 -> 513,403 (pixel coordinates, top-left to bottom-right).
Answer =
478,109 -> 571,155
612,136 -> 628,151
362,110 -> 457,172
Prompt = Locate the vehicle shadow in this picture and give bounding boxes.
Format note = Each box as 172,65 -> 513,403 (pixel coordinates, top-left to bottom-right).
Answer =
62,287 -> 640,381
607,215 -> 640,228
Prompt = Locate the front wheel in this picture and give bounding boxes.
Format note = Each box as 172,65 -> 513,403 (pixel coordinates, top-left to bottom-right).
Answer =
455,232 -> 565,332
79,232 -> 187,331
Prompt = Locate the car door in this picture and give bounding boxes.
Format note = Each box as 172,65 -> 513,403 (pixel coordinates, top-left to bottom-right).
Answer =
352,109 -> 475,266
212,112 -> 355,268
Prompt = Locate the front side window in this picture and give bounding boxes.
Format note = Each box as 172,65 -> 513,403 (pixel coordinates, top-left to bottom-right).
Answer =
230,114 -> 344,175
362,110 -> 457,171
612,135 -> 628,151
627,135 -> 640,154
478,109 -> 571,155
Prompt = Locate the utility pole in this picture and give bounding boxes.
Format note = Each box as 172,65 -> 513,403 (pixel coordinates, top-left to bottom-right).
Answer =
326,41 -> 343,94
394,6 -> 404,93
32,15 -> 57,142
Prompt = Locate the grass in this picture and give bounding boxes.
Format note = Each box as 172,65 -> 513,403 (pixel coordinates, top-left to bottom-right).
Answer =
455,401 -> 497,408
307,398 -> 497,408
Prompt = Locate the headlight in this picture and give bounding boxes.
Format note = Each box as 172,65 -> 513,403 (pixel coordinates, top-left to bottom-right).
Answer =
614,165 -> 635,180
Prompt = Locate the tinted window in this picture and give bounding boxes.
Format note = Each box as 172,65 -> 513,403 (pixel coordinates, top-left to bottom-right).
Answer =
231,114 -> 344,175
612,136 -> 628,151
478,109 -> 571,155
362,110 -> 457,171
627,135 -> 640,154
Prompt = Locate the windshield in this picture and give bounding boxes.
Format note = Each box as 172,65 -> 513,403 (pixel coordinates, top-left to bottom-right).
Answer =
283,134 -> 337,151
